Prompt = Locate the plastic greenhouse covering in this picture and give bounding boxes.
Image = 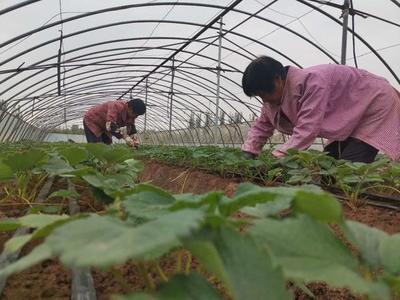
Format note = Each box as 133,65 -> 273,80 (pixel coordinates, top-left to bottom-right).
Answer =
0,0 -> 399,146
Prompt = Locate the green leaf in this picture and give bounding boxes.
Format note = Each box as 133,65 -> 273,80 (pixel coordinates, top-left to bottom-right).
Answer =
102,146 -> 132,163
220,183 -> 280,216
341,175 -> 360,184
3,214 -> 73,251
278,257 -> 389,299
85,144 -> 132,163
345,221 -> 388,269
186,227 -> 290,300
114,273 -> 222,300
171,192 -> 224,212
0,161 -> 13,180
32,215 -> 85,240
19,214 -> 70,229
83,172 -> 132,198
0,244 -> 52,278
42,155 -> 74,175
0,218 -> 20,231
89,186 -> 114,204
123,159 -> 144,174
379,234 -> 400,275
251,215 -> 392,298
5,149 -> 48,172
48,189 -> 79,200
248,215 -> 376,294
28,205 -> 62,214
84,143 -> 108,160
46,209 -> 205,267
57,146 -> 88,166
383,275 -> 400,297
122,184 -> 175,221
5,234 -> 33,252
250,215 -> 357,268
240,196 -> 292,218
293,190 -> 342,223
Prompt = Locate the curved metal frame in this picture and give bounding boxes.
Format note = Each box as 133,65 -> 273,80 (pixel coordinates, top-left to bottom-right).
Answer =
0,1 -> 398,145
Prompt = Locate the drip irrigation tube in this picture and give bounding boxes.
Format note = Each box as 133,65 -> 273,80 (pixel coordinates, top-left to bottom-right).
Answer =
68,181 -> 97,300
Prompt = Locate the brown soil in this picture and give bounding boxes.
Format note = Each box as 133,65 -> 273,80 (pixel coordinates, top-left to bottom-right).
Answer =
139,160 -> 240,197
343,205 -> 400,234
0,160 -> 399,300
2,259 -> 71,300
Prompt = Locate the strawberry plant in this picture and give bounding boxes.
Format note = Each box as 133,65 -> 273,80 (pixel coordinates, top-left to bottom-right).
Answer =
0,149 -> 49,204
335,160 -> 386,207
1,181 -> 399,299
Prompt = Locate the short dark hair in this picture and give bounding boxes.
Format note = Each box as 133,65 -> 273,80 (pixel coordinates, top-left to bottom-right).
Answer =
128,98 -> 146,115
242,56 -> 286,97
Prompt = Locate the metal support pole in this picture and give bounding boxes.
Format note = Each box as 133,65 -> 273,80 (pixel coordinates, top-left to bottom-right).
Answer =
31,97 -> 36,118
168,57 -> 175,145
144,77 -> 148,134
340,0 -> 350,65
214,17 -> 223,145
57,30 -> 63,96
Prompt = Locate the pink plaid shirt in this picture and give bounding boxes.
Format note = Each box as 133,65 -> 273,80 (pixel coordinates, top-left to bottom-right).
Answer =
242,65 -> 400,160
83,101 -> 136,137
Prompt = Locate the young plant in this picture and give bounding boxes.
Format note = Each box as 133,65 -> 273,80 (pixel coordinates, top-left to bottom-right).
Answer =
335,160 -> 386,207
1,149 -> 49,204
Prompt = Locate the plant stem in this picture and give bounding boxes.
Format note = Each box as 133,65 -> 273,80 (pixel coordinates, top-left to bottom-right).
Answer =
30,174 -> 48,202
184,252 -> 192,274
155,262 -> 168,283
137,262 -> 155,290
176,251 -> 182,273
110,267 -> 132,293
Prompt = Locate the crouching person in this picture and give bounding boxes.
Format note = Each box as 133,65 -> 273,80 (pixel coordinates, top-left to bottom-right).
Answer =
241,56 -> 400,163
83,98 -> 146,147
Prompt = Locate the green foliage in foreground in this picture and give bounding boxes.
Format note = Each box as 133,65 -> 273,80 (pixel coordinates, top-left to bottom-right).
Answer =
1,184 -> 400,298
0,142 -> 399,299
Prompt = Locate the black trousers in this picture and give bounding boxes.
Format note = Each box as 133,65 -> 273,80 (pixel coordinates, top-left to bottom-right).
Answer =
324,137 -> 378,163
83,122 -> 112,145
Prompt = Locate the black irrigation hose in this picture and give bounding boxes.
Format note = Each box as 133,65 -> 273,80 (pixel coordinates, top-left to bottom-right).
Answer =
335,194 -> 400,211
0,176 -> 55,294
326,186 -> 400,211
67,181 -> 97,300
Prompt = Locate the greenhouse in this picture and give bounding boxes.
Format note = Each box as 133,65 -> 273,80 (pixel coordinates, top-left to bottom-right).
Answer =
0,0 -> 399,299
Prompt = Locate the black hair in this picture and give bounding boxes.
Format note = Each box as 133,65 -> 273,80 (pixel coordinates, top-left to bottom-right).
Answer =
242,56 -> 286,97
128,98 -> 146,115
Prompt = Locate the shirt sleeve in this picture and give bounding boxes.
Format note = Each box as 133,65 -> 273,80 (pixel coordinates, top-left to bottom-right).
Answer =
241,105 -> 275,155
276,80 -> 329,154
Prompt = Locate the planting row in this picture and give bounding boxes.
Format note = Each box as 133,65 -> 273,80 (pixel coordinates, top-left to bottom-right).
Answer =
0,142 -> 399,299
134,145 -> 400,207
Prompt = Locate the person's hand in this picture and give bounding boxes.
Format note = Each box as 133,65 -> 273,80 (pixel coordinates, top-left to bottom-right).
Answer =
272,150 -> 286,159
125,136 -> 139,148
241,151 -> 256,160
